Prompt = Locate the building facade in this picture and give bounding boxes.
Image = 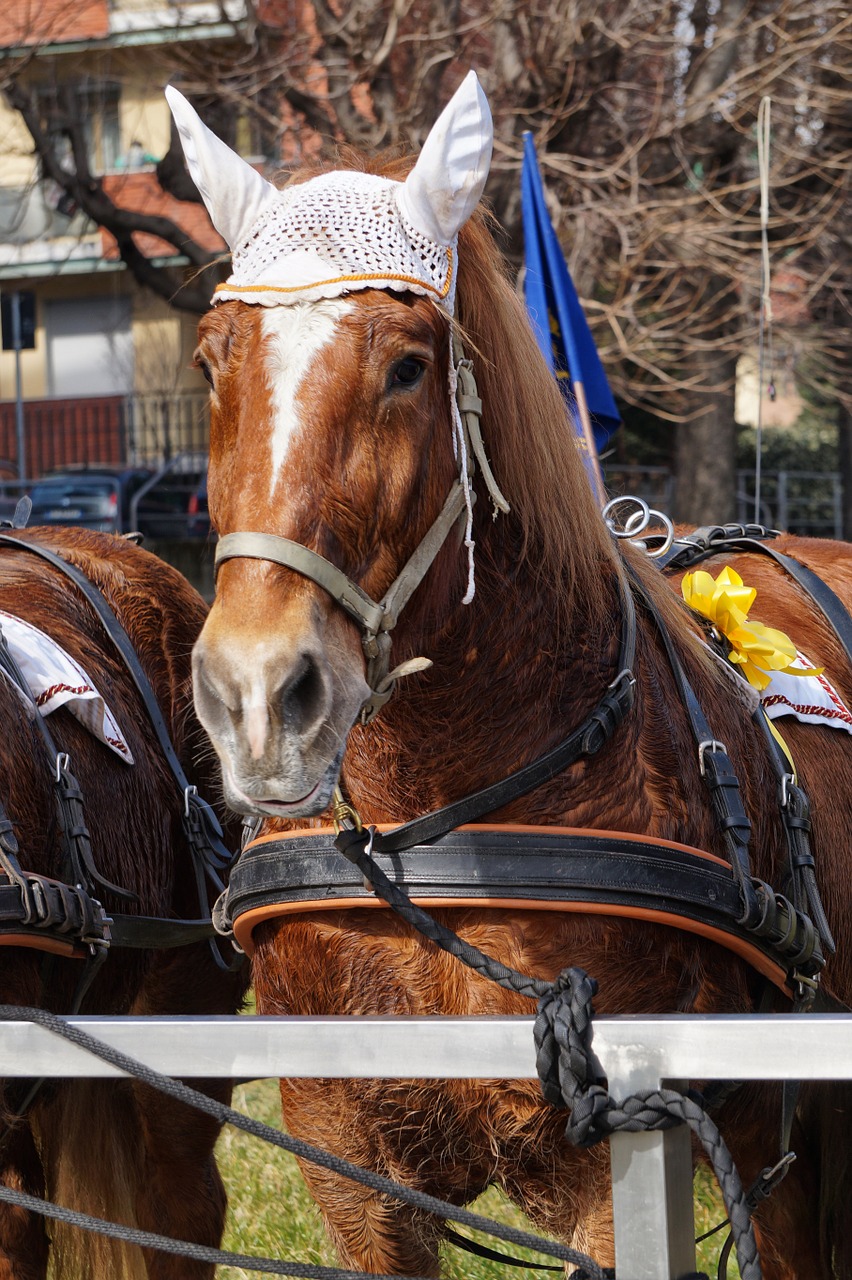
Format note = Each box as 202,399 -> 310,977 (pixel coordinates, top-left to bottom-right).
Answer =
0,0 -> 251,477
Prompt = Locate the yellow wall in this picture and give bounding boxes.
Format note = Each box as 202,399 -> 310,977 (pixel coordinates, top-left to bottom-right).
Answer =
2,47 -> 176,183
735,352 -> 804,431
0,274 -> 206,400
1,40 -> 212,406
131,290 -> 204,394
118,80 -> 172,163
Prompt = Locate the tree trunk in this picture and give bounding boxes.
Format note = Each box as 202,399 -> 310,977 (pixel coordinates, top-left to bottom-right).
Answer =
673,348 -> 738,525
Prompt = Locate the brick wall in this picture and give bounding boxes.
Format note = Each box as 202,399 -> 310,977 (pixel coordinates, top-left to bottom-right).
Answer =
1,0 -> 108,47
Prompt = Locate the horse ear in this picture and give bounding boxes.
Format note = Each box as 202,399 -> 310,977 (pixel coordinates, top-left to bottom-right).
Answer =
165,85 -> 278,251
398,70 -> 493,246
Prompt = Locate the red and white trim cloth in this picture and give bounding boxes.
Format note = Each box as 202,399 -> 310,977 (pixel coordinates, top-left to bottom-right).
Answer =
762,650 -> 852,735
0,610 -> 133,763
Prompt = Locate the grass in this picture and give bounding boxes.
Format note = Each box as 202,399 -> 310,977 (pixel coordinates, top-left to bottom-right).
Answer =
215,1077 -> 739,1280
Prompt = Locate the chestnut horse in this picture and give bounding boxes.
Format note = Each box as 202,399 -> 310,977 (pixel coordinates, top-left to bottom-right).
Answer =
0,527 -> 243,1280
174,75 -> 852,1278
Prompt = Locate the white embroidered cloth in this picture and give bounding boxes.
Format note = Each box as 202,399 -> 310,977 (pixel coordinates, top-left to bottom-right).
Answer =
761,651 -> 852,735
0,611 -> 133,764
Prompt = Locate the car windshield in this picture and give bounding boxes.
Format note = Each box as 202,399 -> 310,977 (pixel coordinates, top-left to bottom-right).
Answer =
30,478 -> 117,504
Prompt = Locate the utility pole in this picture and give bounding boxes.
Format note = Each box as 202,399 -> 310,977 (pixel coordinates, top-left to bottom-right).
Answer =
11,292 -> 25,481
1,289 -> 36,481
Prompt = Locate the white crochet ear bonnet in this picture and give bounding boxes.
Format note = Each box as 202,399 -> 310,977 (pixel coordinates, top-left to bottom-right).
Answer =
165,72 -> 493,317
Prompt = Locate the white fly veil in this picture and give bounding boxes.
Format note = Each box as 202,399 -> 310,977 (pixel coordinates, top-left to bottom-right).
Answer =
165,72 -> 493,317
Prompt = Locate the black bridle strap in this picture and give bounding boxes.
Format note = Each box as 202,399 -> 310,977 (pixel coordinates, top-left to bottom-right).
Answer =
0,605 -> 135,902
0,533 -> 233,870
0,533 -> 194,795
622,565 -> 757,911
659,527 -> 852,671
108,914 -> 215,947
371,570 -> 637,854
625,564 -> 824,984
740,543 -> 852,667
324,556 -> 824,989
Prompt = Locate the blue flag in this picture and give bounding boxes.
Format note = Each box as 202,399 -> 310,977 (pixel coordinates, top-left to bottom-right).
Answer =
521,133 -> 620,496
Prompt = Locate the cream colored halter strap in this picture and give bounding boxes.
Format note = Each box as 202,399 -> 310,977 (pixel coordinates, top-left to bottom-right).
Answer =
214,342 -> 509,724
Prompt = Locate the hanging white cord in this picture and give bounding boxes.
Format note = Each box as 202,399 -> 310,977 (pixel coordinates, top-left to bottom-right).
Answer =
448,356 -> 477,604
755,96 -> 774,525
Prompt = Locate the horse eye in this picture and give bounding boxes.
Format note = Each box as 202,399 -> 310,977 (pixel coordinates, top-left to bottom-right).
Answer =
195,355 -> 214,387
390,357 -> 425,389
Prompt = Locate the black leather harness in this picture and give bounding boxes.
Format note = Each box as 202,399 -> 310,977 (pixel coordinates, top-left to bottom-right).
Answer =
217,529 -> 848,1005
0,532 -> 236,966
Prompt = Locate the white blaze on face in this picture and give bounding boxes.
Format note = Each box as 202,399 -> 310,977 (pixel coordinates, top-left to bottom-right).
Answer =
262,300 -> 353,496
244,673 -> 271,760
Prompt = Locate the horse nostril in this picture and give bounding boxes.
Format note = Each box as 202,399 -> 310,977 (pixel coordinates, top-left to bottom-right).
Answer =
282,652 -> 327,735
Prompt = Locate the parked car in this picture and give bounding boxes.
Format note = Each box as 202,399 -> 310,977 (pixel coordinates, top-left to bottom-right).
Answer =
28,468 -> 155,535
28,466 -> 207,539
0,487 -> 25,525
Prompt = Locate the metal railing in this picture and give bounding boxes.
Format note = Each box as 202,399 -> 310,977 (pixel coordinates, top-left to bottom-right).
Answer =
603,464 -> 676,515
0,415 -> 841,540
2,1010 -> 852,1280
604,465 -> 844,539
735,469 -> 843,539
123,392 -> 210,467
0,392 -> 210,477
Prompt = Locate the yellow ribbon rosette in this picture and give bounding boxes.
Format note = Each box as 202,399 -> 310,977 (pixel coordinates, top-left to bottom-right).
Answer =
681,565 -> 822,692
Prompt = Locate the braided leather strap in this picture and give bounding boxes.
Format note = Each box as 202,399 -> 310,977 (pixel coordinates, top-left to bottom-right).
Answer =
534,969 -> 761,1280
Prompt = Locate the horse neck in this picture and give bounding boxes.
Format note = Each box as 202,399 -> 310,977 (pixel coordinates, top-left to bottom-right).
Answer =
342,504 -> 635,822
343,510 -> 752,855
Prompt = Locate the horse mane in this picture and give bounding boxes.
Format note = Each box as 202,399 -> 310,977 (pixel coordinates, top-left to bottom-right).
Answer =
453,208 -> 617,632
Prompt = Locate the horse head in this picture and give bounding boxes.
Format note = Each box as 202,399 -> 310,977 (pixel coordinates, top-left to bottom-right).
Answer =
169,75 -> 503,818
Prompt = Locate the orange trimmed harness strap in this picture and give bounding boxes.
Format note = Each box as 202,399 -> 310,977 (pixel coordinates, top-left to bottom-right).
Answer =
226,823 -> 791,994
213,544 -> 835,1005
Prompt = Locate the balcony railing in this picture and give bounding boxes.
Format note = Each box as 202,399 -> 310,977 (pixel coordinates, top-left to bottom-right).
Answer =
0,392 -> 210,479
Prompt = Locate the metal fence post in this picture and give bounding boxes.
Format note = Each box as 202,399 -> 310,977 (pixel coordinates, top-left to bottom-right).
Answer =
777,471 -> 788,532
10,292 -> 26,481
608,1066 -> 696,1280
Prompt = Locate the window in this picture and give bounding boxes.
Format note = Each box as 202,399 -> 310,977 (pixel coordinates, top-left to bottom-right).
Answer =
45,296 -> 134,397
36,79 -> 122,176
191,88 -> 276,162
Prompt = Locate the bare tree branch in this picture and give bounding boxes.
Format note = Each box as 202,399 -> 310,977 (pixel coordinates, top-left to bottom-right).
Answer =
2,0 -> 848,518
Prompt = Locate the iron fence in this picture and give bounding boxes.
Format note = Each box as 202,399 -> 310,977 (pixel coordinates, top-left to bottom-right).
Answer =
0,392 -> 210,477
123,392 -> 210,467
604,465 -> 844,538
0,410 -> 845,543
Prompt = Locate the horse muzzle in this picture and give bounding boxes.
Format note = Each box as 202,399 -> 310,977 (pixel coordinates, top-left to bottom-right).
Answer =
191,598 -> 369,815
